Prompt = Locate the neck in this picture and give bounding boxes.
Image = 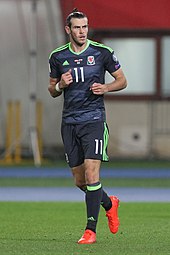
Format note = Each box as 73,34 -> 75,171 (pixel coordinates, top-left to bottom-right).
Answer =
70,40 -> 88,53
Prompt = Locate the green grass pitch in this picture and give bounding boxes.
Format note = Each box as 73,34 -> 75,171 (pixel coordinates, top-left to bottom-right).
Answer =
0,202 -> 170,255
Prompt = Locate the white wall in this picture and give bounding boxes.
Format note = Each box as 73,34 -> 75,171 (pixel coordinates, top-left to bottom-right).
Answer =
0,0 -> 64,150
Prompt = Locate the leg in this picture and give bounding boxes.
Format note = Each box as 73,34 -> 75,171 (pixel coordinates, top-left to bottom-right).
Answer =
72,160 -> 112,211
81,159 -> 102,231
76,159 -> 101,244
84,159 -> 102,232
72,159 -> 120,244
84,159 -> 120,235
72,163 -> 86,191
84,158 -> 100,184
72,159 -> 102,233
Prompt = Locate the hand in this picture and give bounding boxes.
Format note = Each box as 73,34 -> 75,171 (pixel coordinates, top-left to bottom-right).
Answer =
90,83 -> 108,95
60,69 -> 73,89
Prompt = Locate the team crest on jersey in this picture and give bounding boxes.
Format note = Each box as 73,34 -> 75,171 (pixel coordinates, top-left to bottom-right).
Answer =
87,56 -> 95,65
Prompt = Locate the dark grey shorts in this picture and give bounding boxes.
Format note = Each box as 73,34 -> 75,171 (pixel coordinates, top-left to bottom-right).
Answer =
61,121 -> 109,168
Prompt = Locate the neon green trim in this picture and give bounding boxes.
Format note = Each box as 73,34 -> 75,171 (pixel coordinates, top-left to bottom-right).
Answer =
87,183 -> 102,191
49,43 -> 69,58
103,122 -> 109,161
68,39 -> 90,55
89,40 -> 113,53
49,39 -> 113,59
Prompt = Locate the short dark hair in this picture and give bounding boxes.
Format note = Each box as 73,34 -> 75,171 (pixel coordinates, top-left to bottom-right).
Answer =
66,8 -> 87,28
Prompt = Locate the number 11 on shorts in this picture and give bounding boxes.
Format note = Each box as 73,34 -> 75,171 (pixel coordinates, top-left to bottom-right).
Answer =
95,139 -> 103,155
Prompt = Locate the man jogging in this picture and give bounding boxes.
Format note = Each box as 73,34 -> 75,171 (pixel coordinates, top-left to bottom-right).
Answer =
48,8 -> 127,244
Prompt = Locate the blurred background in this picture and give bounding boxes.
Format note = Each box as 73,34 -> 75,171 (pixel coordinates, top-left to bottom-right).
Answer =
0,0 -> 170,166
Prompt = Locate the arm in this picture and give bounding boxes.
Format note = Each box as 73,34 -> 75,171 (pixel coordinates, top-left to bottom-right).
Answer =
48,77 -> 61,98
48,69 -> 73,98
91,68 -> 127,95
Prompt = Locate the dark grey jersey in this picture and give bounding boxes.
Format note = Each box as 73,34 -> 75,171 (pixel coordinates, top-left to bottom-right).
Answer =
49,39 -> 121,124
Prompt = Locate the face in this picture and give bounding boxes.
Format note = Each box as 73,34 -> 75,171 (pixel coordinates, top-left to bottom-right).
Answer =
65,17 -> 88,47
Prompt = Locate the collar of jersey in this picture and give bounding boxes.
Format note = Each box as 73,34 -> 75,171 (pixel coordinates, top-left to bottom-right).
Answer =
68,39 -> 90,55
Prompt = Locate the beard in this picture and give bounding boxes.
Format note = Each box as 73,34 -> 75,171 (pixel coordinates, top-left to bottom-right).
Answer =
70,33 -> 86,47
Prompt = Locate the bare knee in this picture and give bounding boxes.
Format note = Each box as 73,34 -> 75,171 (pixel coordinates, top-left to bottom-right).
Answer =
75,180 -> 87,191
84,159 -> 101,184
72,164 -> 86,191
75,179 -> 84,188
72,175 -> 86,190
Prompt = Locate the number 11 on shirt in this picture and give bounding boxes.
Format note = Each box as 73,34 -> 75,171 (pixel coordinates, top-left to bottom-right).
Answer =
74,67 -> 85,83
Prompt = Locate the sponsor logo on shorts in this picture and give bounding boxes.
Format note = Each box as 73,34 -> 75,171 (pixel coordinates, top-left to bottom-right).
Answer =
65,153 -> 69,163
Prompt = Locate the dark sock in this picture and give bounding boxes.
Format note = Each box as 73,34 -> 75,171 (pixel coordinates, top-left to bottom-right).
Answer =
79,185 -> 112,211
101,190 -> 112,211
85,182 -> 102,233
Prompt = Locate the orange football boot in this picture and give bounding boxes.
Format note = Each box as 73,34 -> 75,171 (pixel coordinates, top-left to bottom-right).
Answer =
106,196 -> 120,234
77,229 -> 96,244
